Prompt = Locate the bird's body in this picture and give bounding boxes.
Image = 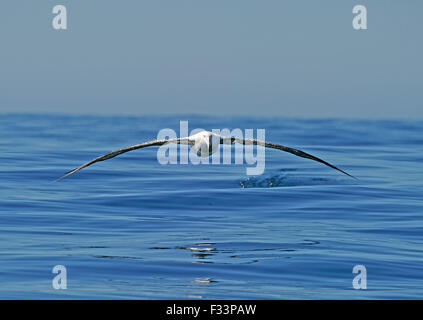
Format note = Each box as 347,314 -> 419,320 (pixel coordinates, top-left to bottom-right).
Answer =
188,131 -> 219,157
56,130 -> 355,181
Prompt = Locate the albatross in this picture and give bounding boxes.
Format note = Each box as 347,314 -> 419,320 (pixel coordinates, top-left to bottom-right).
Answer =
56,130 -> 355,181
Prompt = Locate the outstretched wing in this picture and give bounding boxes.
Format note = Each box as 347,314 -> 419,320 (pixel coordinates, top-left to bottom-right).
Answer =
56,137 -> 186,181
227,137 -> 356,179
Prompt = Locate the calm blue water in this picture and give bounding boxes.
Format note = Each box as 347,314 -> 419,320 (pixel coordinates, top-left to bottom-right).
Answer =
0,114 -> 422,299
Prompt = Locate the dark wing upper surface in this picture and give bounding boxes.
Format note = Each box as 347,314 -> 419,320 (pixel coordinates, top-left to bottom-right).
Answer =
232,137 -> 356,179
56,138 -> 184,181
57,133 -> 355,181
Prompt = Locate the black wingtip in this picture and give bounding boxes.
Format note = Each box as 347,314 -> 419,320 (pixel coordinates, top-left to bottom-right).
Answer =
53,175 -> 66,182
345,172 -> 358,180
336,167 -> 358,180
54,168 -> 77,182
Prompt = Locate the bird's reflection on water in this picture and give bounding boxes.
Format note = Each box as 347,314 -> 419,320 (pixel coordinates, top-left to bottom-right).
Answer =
148,238 -> 321,265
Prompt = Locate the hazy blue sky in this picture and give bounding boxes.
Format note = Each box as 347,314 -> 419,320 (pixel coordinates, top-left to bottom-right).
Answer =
0,1 -> 422,118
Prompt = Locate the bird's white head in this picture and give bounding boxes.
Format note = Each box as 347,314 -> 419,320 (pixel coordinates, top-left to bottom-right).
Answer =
189,130 -> 220,157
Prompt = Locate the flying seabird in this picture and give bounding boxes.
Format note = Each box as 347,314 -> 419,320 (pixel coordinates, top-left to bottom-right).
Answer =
56,131 -> 355,181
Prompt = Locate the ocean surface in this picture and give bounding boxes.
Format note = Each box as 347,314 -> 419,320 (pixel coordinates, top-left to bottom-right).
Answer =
0,114 -> 422,299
